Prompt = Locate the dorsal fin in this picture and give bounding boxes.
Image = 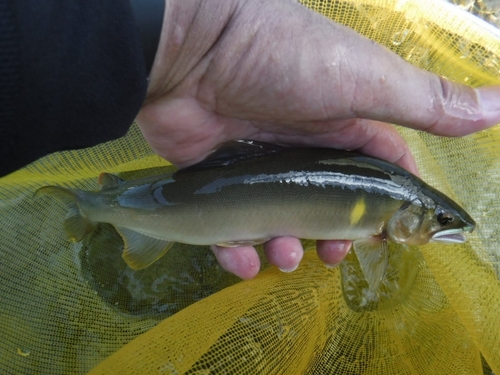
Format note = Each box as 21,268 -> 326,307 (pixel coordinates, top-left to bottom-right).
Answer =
98,172 -> 125,189
180,140 -> 285,172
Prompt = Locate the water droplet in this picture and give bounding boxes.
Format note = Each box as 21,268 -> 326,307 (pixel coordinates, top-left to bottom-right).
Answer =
356,4 -> 389,29
392,30 -> 410,46
484,56 -> 500,72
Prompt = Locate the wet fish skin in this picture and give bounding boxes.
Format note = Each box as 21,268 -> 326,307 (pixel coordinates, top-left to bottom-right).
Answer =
35,140 -> 475,277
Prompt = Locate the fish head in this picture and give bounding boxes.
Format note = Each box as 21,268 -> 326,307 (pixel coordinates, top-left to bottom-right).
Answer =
428,203 -> 475,244
387,200 -> 475,246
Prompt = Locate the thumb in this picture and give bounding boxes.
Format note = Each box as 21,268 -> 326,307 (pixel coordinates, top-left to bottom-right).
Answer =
213,0 -> 500,136
346,44 -> 500,136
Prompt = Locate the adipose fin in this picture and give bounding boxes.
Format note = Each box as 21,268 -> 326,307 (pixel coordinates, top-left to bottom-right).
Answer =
98,172 -> 125,190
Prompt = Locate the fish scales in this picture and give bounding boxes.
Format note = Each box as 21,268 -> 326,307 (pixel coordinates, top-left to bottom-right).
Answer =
81,148 -> 405,244
35,140 -> 475,277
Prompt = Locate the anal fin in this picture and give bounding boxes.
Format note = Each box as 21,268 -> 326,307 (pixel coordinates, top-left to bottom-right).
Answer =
117,227 -> 173,270
353,237 -> 388,292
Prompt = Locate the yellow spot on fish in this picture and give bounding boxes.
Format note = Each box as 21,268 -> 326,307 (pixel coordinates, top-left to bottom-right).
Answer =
350,197 -> 366,225
17,348 -> 30,357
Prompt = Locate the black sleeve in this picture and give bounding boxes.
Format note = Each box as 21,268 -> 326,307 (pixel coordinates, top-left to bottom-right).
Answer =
0,0 -> 149,177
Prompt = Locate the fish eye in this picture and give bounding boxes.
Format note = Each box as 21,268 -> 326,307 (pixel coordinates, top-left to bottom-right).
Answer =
437,212 -> 454,226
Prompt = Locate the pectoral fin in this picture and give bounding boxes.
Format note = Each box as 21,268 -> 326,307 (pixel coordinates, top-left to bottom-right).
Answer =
117,227 -> 173,270
353,237 -> 388,292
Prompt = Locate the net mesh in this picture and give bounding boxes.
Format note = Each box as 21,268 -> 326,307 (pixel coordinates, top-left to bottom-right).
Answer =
1,0 -> 499,374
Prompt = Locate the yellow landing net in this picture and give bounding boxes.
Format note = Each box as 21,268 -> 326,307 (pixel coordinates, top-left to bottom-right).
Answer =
1,0 -> 499,374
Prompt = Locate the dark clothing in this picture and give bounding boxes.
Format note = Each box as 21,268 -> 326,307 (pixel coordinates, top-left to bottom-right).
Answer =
0,0 -> 148,176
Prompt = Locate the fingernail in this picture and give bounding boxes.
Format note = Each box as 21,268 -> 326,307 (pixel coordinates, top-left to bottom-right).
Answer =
279,264 -> 298,273
478,86 -> 500,113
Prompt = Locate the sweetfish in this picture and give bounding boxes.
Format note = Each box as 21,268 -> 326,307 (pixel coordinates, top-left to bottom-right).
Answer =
36,140 -> 475,289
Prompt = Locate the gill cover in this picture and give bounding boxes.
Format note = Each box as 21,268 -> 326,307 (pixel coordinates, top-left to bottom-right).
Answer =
387,202 -> 426,245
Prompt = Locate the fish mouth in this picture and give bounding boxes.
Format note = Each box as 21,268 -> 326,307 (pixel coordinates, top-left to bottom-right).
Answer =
430,228 -> 469,244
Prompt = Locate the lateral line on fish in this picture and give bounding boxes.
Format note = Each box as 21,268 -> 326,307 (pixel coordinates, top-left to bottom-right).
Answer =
195,171 -> 419,202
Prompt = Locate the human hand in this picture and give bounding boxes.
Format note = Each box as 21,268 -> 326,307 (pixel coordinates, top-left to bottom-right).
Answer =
135,0 -> 500,279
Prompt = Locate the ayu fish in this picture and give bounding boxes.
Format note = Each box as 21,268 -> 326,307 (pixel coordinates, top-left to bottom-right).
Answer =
36,140 -> 475,289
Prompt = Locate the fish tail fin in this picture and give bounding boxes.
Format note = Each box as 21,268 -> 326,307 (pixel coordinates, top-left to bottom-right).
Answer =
35,186 -> 93,242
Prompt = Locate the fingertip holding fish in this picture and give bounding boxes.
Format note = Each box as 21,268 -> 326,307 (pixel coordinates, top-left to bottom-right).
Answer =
317,240 -> 352,267
264,236 -> 304,272
211,245 -> 261,280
